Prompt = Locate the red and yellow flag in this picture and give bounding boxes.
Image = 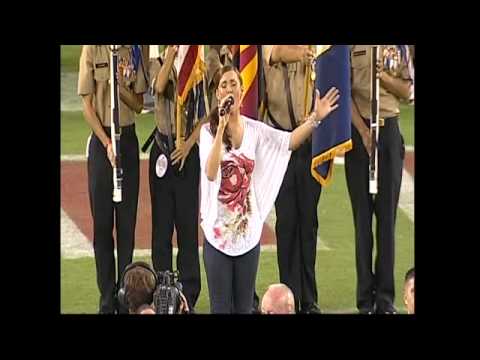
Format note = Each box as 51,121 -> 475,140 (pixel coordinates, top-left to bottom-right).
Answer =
175,45 -> 206,106
239,45 -> 259,119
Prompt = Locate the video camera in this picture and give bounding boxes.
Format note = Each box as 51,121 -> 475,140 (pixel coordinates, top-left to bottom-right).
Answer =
153,270 -> 185,314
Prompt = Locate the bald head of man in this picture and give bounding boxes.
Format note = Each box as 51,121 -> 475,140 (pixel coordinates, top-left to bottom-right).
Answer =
261,284 -> 295,314
404,268 -> 415,314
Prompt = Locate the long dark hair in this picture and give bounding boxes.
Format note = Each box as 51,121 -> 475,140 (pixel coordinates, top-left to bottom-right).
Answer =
208,65 -> 243,152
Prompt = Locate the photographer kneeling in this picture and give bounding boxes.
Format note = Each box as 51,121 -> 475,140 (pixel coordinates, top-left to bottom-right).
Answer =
118,261 -> 189,314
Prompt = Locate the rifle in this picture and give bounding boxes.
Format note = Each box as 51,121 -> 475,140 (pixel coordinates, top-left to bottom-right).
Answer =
109,45 -> 123,202
369,46 -> 380,195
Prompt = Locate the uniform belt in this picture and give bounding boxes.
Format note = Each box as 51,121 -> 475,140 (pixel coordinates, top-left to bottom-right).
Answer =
102,124 -> 136,135
141,127 -> 177,154
362,116 -> 398,128
157,131 -> 176,142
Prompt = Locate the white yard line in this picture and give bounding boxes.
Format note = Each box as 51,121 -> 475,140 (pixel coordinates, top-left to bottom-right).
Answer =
399,169 -> 414,222
61,72 -> 82,112
333,156 -> 345,165
61,153 -> 150,161
61,208 -> 93,258
60,205 -> 281,258
122,245 -> 280,258
61,152 -> 413,257
61,243 -> 278,259
333,156 -> 414,221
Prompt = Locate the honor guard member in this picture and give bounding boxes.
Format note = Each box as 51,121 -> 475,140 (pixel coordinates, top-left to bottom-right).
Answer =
347,45 -> 414,314
78,45 -> 147,314
262,45 -> 321,314
145,45 -> 202,311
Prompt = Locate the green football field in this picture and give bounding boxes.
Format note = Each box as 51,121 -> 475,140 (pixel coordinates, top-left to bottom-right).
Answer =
60,45 -> 414,314
61,167 -> 414,314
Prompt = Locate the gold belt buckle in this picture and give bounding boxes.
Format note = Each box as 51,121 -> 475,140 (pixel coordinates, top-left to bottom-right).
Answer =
379,118 -> 385,127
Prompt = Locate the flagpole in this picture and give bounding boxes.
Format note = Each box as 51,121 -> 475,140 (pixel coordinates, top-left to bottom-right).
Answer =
176,100 -> 182,147
304,45 -> 315,118
202,73 -> 210,116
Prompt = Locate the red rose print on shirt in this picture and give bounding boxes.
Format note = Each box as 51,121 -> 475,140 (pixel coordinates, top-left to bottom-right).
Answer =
219,153 -> 255,215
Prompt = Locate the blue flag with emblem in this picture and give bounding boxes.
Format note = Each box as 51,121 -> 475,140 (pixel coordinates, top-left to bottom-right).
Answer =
311,45 -> 352,186
398,45 -> 415,103
131,45 -> 142,72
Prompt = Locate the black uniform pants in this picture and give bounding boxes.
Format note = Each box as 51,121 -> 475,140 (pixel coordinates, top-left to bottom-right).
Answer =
87,125 -> 139,314
275,139 -> 322,312
344,117 -> 405,312
149,138 -> 201,309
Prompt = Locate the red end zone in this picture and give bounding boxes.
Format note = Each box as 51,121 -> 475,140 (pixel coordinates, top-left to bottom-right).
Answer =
61,152 -> 413,250
61,160 -> 276,249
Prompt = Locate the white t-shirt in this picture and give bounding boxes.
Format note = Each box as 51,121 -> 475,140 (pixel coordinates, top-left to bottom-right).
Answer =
199,116 -> 292,256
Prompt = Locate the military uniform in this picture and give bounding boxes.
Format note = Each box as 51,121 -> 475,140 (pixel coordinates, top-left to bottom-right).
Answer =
147,50 -> 201,310
78,45 -> 148,314
346,45 -> 413,314
262,45 -> 320,313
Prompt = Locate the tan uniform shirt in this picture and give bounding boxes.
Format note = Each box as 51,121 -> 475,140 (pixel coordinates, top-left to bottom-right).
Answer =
350,45 -> 412,119
263,45 -> 313,130
149,49 -> 200,139
78,45 -> 148,127
149,54 -> 178,137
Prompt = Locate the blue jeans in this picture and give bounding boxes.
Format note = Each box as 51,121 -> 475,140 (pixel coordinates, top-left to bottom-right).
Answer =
203,239 -> 260,314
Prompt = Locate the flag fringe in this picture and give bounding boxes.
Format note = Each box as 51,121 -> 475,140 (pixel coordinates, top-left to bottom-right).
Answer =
310,139 -> 352,186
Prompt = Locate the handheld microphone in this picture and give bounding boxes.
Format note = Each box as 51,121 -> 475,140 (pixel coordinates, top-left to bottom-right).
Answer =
219,96 -> 234,116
